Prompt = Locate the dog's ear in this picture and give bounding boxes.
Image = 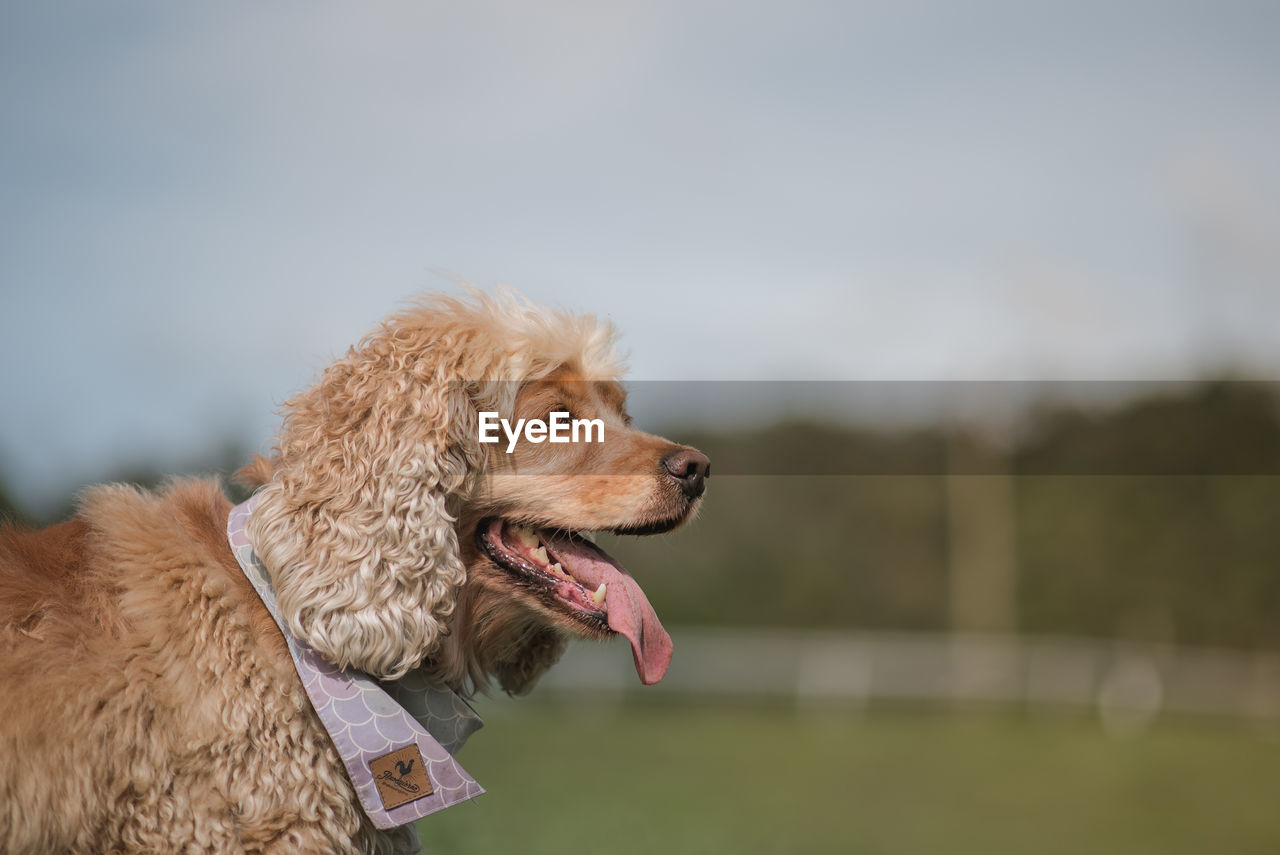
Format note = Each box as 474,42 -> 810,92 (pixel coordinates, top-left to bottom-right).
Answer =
246,332 -> 485,680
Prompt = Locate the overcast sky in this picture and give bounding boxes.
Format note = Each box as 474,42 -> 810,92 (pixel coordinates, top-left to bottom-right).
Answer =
2,0 -> 1279,513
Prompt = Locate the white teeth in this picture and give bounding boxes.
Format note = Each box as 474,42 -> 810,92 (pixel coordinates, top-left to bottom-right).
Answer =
591,582 -> 607,605
580,531 -> 598,544
513,526 -> 539,548
531,545 -> 549,565
549,562 -> 565,577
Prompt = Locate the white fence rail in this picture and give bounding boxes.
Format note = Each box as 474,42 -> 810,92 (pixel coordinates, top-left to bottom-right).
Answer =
538,629 -> 1280,725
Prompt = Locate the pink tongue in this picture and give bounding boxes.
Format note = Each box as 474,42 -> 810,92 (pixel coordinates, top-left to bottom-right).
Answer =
542,532 -> 673,685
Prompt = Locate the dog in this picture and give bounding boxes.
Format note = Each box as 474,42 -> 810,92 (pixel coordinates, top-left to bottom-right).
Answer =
0,291 -> 709,854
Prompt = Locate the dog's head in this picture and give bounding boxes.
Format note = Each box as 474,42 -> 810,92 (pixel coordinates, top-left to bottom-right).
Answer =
245,291 -> 707,694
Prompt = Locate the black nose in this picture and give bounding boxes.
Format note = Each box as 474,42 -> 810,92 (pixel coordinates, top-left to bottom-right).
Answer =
663,448 -> 711,499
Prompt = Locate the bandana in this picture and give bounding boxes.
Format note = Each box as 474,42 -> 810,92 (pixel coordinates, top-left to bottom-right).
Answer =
227,497 -> 484,830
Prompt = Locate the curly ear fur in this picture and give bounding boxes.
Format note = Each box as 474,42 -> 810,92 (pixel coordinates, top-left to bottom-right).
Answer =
246,290 -> 625,682
247,313 -> 484,680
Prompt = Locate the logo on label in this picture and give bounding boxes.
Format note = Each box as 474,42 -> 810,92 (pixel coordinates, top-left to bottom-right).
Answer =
370,745 -> 434,810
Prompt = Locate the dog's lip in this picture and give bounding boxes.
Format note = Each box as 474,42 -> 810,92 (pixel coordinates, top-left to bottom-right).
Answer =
609,514 -> 689,536
477,519 -> 610,626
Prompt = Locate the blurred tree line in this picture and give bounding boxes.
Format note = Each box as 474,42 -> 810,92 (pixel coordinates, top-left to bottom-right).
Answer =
2,381 -> 1278,650
604,380 -> 1280,651
0,479 -> 19,527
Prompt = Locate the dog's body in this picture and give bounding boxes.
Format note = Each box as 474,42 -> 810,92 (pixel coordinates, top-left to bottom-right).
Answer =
0,292 -> 708,853
0,482 -> 373,852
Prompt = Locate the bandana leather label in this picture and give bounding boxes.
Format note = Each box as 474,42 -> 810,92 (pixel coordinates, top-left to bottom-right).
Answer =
227,497 -> 484,830
371,745 -> 434,810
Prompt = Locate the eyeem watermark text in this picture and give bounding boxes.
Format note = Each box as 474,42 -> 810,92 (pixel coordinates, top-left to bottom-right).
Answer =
478,411 -> 605,453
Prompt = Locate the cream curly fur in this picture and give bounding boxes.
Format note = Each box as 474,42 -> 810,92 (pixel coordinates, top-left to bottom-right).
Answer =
0,289 -> 703,853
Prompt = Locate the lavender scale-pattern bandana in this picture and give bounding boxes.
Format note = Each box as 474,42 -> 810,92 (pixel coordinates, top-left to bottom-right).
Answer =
227,497 -> 484,830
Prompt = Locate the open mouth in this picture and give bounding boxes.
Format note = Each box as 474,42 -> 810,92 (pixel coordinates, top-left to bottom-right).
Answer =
478,518 -> 673,685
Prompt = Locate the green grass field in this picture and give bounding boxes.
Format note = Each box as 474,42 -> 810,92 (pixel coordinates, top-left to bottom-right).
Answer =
418,698 -> 1280,854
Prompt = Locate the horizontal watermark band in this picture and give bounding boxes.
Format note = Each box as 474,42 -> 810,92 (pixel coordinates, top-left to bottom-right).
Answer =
453,379 -> 1280,475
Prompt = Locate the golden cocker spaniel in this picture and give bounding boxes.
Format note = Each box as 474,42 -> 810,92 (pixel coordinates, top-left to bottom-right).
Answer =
0,291 -> 708,853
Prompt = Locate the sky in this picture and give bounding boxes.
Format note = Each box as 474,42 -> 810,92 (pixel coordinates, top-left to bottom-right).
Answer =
2,0 -> 1279,514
